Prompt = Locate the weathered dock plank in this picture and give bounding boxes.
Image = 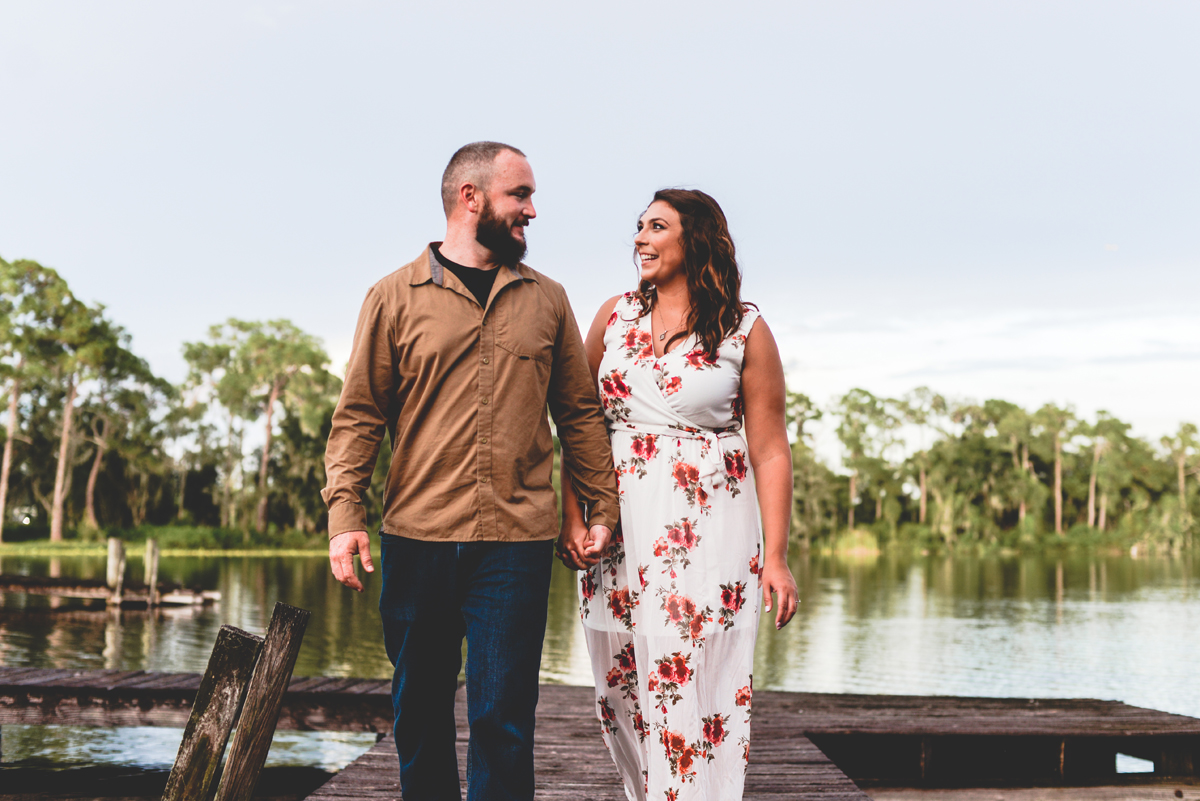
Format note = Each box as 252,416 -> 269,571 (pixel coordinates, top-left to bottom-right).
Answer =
306,684 -> 869,800
0,667 -> 391,731
0,765 -> 334,801
7,667 -> 1200,790
765,692 -> 1200,736
754,692 -> 1200,784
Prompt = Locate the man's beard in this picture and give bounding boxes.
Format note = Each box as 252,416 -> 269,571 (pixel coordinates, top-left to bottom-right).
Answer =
475,196 -> 528,266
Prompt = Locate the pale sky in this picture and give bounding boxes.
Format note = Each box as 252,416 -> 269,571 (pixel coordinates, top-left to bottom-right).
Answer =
2,1 -> 1197,454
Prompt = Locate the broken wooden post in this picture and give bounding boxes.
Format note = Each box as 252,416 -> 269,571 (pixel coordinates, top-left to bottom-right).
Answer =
144,538 -> 160,607
161,625 -> 263,801
214,603 -> 312,801
107,538 -> 126,607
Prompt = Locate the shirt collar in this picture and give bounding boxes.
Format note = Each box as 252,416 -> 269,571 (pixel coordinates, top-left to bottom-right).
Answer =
409,243 -> 538,287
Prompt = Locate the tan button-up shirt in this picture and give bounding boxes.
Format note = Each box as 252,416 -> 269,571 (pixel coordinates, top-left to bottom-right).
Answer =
322,245 -> 619,542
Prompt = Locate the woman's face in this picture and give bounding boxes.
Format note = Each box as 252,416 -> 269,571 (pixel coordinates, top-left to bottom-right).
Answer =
634,200 -> 686,286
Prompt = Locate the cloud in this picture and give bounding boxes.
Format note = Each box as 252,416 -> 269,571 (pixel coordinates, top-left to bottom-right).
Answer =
773,305 -> 1200,456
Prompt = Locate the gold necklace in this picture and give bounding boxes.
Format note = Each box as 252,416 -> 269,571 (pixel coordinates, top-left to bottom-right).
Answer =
654,304 -> 689,341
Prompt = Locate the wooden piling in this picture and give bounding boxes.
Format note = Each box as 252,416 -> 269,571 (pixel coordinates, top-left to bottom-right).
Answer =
107,538 -> 126,607
160,625 -> 263,801
214,602 -> 312,801
105,538 -> 124,588
144,538 -> 160,607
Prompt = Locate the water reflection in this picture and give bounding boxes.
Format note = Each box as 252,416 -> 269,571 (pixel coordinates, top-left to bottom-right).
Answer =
749,551 -> 1200,723
2,550 -> 1200,768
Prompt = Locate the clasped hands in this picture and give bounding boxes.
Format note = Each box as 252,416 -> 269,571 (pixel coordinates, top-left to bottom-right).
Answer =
329,524 -> 612,589
556,521 -> 612,571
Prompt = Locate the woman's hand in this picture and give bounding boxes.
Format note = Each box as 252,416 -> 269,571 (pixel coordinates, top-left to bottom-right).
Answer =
761,558 -> 799,629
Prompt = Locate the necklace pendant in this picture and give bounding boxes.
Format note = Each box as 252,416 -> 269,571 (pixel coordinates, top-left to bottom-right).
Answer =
658,332 -> 667,341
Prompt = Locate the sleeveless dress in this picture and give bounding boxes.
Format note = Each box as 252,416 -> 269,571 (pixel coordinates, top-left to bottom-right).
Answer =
580,293 -> 763,801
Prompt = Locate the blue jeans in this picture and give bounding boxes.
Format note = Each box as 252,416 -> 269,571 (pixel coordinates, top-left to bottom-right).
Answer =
378,534 -> 554,801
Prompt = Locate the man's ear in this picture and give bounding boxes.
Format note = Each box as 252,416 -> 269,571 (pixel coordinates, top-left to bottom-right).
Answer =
460,183 -> 480,214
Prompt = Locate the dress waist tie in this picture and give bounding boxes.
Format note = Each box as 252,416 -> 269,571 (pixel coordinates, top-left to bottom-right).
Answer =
608,421 -> 744,480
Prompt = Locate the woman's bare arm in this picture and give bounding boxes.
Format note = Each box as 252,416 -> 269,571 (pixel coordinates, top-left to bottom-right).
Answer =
741,316 -> 799,628
558,295 -> 623,569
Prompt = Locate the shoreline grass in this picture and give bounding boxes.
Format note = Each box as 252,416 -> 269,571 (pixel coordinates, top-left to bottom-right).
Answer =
0,542 -> 328,558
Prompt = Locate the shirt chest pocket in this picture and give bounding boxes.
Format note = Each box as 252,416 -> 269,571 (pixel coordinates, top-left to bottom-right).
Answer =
495,286 -> 558,365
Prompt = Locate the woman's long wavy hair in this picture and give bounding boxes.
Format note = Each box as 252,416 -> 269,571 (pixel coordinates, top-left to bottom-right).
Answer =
633,188 -> 747,360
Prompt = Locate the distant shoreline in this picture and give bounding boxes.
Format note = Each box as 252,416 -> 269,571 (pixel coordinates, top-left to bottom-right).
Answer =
0,542 -> 327,557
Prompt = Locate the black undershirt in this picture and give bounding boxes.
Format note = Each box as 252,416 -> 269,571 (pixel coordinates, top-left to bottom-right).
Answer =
432,243 -> 499,308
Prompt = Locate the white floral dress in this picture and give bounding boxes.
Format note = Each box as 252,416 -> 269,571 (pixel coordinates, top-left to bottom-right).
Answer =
580,293 -> 763,801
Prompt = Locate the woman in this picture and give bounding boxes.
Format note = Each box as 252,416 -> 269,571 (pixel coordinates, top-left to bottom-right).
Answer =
558,189 -> 799,801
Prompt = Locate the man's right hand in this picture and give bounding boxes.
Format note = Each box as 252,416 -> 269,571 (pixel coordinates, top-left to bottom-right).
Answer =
329,530 -> 374,592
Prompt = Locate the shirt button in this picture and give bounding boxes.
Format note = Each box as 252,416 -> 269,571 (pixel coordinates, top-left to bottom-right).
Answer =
481,437 -> 489,444
481,398 -> 489,405
480,477 -> 489,484
482,357 -> 490,365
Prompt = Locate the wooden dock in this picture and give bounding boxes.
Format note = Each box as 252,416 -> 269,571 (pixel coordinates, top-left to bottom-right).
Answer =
0,574 -> 218,607
5,667 -> 1200,798
307,684 -> 868,800
0,668 -> 393,733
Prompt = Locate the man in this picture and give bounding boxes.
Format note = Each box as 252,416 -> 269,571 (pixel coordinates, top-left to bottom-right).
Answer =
322,141 -> 619,801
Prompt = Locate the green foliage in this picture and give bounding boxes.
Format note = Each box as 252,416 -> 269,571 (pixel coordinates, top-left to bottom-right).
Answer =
2,252 -> 1197,555
798,388 -> 1198,554
0,256 -> 341,545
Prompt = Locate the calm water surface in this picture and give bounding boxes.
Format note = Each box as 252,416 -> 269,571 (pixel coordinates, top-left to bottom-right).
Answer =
2,551 -> 1199,770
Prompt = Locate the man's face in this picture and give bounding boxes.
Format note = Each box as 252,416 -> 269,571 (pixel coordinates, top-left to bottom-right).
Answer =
475,151 -> 537,266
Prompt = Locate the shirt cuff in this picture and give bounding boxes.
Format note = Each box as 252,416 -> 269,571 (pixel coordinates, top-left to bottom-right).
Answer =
328,502 -> 368,540
585,498 -> 620,534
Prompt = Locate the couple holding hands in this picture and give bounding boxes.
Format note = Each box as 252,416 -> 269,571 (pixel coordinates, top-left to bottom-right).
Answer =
322,141 -> 798,801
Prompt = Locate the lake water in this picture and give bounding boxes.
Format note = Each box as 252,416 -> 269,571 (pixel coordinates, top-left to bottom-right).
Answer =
2,550 -> 1199,772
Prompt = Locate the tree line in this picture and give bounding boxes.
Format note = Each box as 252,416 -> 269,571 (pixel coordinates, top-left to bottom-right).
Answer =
1,255 -> 1196,550
787,388 -> 1198,551
0,257 -> 340,543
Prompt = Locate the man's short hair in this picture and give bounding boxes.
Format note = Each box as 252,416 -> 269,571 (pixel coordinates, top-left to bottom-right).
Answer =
441,141 -> 526,216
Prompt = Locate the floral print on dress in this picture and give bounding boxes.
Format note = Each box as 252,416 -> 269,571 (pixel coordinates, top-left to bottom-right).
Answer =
722,450 -> 748,497
598,696 -> 617,734
580,570 -> 597,619
683,347 -> 720,371
670,458 -> 710,514
736,678 -> 753,723
656,726 -> 711,783
600,368 -> 633,422
650,651 -> 692,710
654,518 -> 700,578
654,362 -> 684,396
718,581 -> 747,630
617,433 -> 659,479
606,585 -> 640,632
702,713 -> 729,749
658,585 -> 713,645
600,527 -> 626,579
622,325 -> 657,364
607,642 -> 639,699
631,708 -> 647,743
582,294 -> 764,801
